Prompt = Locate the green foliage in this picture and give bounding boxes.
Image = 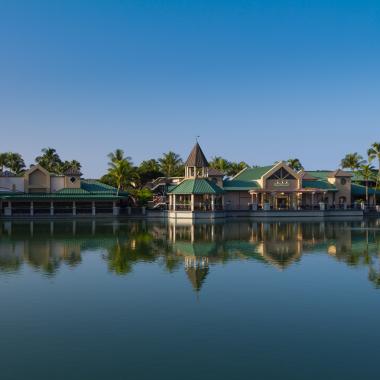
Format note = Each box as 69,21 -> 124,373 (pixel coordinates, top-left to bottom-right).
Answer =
158,151 -> 183,177
209,156 -> 249,176
0,152 -> 26,174
137,159 -> 164,185
341,152 -> 365,170
357,163 -> 376,203
287,158 -> 303,171
130,188 -> 153,205
35,147 -> 81,174
103,149 -> 138,194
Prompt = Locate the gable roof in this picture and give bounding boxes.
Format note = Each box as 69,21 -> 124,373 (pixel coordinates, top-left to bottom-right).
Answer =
231,165 -> 275,181
351,183 -> 380,196
168,178 -> 223,194
0,180 -> 128,200
208,167 -> 224,177
185,143 -> 209,167
305,170 -> 351,180
223,179 -> 261,191
302,179 -> 337,191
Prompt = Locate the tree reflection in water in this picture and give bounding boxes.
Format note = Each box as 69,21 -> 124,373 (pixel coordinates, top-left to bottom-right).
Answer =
1,219 -> 380,290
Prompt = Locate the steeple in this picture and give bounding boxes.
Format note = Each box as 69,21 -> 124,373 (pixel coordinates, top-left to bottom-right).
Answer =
185,142 -> 209,178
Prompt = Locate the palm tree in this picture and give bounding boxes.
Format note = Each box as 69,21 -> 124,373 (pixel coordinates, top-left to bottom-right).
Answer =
340,152 -> 365,171
35,148 -> 62,173
209,156 -> 231,174
367,142 -> 380,204
5,153 -> 25,174
137,159 -> 163,186
357,163 -> 375,205
107,149 -> 136,195
287,158 -> 303,171
158,151 -> 183,177
61,160 -> 82,173
227,161 -> 249,176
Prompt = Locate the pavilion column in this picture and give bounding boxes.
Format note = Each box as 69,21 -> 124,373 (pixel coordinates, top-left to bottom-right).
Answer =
191,194 -> 195,212
30,201 -> 34,216
50,201 -> 54,216
311,192 -> 315,209
92,201 -> 96,216
113,201 -> 120,216
72,201 -> 76,216
211,194 -> 215,211
5,201 -> 12,216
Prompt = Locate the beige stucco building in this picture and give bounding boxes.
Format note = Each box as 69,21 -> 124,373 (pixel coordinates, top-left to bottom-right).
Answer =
163,142 -> 371,219
0,165 -> 128,217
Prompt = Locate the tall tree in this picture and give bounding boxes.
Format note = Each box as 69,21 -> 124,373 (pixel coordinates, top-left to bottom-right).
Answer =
35,148 -> 62,173
357,163 -> 375,205
367,142 -> 380,204
106,149 -> 137,194
209,156 -> 231,174
137,159 -> 164,186
287,158 -> 303,171
61,160 -> 82,173
5,153 -> 26,174
341,152 -> 365,171
158,151 -> 183,177
227,161 -> 249,176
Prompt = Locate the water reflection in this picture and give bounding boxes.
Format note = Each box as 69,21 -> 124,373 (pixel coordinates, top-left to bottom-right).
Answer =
1,219 -> 380,290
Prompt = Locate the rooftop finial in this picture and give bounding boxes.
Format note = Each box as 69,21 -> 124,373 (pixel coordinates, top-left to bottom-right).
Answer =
196,135 -> 200,143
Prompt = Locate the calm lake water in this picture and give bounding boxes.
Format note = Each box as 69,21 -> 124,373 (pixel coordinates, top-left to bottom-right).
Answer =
1,218 -> 380,380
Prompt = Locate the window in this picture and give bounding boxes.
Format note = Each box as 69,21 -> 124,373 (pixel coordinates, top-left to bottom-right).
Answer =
70,176 -> 77,183
268,168 -> 296,180
340,178 -> 347,185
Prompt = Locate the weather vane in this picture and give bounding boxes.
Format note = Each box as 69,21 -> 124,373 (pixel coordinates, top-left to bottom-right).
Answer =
196,135 -> 200,142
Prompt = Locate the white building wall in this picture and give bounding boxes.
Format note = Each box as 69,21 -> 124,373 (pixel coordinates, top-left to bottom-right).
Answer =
50,176 -> 65,192
0,177 -> 25,192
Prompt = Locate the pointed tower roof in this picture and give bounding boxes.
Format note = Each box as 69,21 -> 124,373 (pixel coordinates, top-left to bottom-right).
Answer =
185,142 -> 209,167
186,266 -> 209,292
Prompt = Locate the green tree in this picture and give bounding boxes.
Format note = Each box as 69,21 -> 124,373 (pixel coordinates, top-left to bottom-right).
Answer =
5,153 -> 25,174
227,161 -> 249,176
287,158 -> 303,171
61,159 -> 82,173
341,152 -> 365,171
209,156 -> 231,174
35,148 -> 63,173
131,188 -> 153,205
106,149 -> 137,195
357,163 -> 375,205
137,159 -> 164,186
158,151 -> 183,177
367,142 -> 380,204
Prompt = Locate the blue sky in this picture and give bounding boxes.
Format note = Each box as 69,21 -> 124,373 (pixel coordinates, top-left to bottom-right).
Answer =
0,0 -> 379,177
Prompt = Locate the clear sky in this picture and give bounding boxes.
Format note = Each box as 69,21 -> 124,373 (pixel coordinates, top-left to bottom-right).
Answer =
0,0 -> 379,177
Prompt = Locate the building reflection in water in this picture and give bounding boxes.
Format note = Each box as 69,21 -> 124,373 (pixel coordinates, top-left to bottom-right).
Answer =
1,219 -> 380,289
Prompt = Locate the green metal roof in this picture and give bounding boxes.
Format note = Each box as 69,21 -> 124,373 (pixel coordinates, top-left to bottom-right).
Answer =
232,165 -> 275,181
223,179 -> 260,191
351,183 -> 380,197
304,171 -> 332,180
302,179 -> 337,191
168,178 -> 224,195
0,180 -> 128,200
223,165 -> 274,191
